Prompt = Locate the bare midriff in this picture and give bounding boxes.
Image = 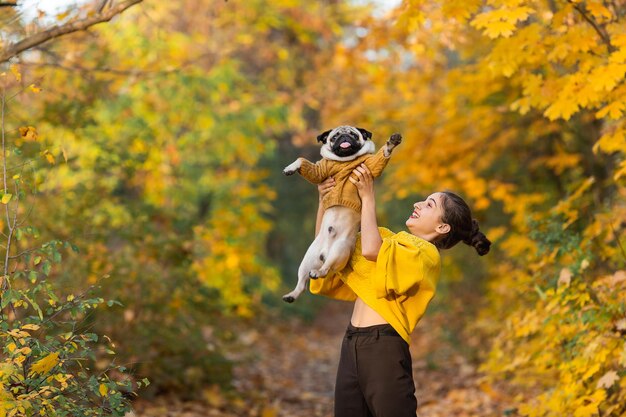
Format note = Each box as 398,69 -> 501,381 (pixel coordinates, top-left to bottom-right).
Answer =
350,297 -> 388,327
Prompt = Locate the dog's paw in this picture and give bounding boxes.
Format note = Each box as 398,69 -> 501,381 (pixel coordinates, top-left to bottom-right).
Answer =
309,269 -> 327,279
388,133 -> 402,146
282,295 -> 295,303
283,160 -> 302,176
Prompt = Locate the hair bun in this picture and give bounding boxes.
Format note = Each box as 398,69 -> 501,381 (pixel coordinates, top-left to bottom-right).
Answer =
470,219 -> 480,236
468,219 -> 491,256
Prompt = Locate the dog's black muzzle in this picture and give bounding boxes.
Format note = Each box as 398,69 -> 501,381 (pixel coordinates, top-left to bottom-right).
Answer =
332,135 -> 360,157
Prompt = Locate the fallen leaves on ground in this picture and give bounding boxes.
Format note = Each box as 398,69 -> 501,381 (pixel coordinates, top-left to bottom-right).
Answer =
131,300 -> 517,417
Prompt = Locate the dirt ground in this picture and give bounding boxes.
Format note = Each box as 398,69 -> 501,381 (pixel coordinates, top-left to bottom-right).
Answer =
130,300 -> 516,417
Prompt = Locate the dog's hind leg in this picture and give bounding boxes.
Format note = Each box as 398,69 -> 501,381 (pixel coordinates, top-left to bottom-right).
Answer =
282,241 -> 323,303
309,238 -> 354,279
281,274 -> 307,304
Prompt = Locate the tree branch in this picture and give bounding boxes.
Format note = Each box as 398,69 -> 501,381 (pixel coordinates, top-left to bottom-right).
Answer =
97,0 -> 111,13
21,50 -> 217,77
567,0 -> 615,54
0,0 -> 143,63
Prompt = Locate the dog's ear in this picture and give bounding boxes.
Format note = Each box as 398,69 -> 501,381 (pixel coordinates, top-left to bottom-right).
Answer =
317,129 -> 332,144
356,128 -> 372,140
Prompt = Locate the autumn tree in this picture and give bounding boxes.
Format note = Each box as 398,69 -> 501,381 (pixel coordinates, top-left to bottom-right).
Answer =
10,0 -> 371,395
315,0 -> 626,415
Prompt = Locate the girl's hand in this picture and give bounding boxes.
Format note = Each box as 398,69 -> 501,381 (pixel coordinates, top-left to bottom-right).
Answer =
318,177 -> 335,201
349,164 -> 374,201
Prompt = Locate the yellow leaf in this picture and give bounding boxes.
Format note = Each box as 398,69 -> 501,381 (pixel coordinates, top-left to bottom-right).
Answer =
1,194 -> 12,204
612,34 -> 626,48
593,128 -> 626,154
482,20 -> 517,38
582,362 -> 600,380
203,385 -> 224,407
30,352 -> 59,375
261,406 -> 277,417
589,64 -> 626,92
442,0 -> 481,21
44,152 -> 55,165
586,2 -> 612,20
544,97 -> 579,120
609,47 -> 626,64
595,101 -> 625,120
7,329 -> 29,338
9,64 -> 21,82
471,7 -> 534,39
616,161 -> 626,180
574,404 -> 598,417
28,84 -> 41,93
19,126 -> 37,141
98,383 -> 108,397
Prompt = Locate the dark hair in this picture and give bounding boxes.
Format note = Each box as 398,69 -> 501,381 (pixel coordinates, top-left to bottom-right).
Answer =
434,191 -> 491,256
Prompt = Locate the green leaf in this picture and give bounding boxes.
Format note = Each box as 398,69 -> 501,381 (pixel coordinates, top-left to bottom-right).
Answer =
83,333 -> 98,342
534,284 -> 547,301
42,261 -> 51,276
22,293 -> 43,320
1,289 -> 18,308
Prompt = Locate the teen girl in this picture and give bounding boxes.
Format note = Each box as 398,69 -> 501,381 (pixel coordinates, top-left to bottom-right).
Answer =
310,164 -> 491,417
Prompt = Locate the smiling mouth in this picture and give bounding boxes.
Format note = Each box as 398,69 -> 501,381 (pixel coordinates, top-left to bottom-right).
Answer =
410,211 -> 420,219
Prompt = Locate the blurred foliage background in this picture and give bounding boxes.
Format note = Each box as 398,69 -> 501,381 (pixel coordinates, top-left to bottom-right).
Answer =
1,0 -> 625,416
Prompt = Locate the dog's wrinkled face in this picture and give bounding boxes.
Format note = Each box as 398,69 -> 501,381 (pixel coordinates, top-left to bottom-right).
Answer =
317,126 -> 372,158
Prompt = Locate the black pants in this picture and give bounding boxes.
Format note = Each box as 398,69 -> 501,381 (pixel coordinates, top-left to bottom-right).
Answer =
334,323 -> 417,417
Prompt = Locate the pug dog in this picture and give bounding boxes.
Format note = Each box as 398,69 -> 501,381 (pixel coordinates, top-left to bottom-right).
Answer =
282,126 -> 402,303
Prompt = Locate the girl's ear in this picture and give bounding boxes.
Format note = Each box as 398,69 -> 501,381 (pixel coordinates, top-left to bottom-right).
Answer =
436,223 -> 451,235
317,129 -> 332,144
356,127 -> 372,140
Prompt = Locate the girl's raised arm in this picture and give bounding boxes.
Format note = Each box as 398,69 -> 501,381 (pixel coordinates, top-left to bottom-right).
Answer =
350,164 -> 382,261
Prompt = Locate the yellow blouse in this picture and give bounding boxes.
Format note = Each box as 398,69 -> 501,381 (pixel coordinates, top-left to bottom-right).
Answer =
309,227 -> 441,344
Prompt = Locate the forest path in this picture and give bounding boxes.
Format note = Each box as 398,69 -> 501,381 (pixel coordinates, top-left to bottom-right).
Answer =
131,299 -> 513,417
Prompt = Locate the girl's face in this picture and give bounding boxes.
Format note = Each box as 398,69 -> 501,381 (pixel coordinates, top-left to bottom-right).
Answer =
406,192 -> 450,241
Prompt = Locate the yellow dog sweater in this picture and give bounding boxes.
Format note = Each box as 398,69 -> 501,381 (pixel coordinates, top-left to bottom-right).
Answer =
297,146 -> 391,212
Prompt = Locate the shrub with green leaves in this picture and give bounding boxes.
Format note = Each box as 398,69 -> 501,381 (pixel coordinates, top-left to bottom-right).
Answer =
0,275 -> 147,417
0,66 -> 143,417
